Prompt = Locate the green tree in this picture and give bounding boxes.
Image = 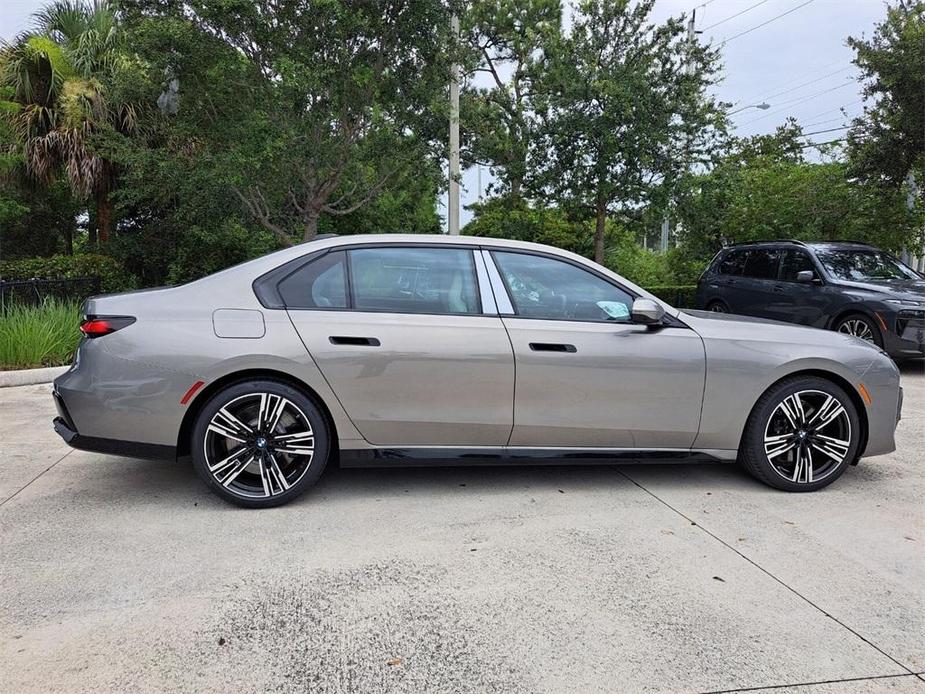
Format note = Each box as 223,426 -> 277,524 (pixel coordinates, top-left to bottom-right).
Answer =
124,0 -> 455,244
0,0 -> 141,245
532,0 -> 723,263
847,2 -> 924,199
462,0 -> 561,198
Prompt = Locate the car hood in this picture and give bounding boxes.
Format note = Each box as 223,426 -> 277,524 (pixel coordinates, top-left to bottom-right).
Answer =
830,278 -> 925,302
681,309 -> 883,352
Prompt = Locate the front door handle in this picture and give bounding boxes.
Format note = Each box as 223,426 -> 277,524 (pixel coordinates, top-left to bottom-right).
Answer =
772,284 -> 785,293
529,342 -> 577,353
329,336 -> 381,346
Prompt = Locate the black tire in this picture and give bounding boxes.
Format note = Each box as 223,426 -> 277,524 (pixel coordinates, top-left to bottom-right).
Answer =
738,376 -> 861,492
834,312 -> 883,348
706,300 -> 730,313
191,379 -> 331,508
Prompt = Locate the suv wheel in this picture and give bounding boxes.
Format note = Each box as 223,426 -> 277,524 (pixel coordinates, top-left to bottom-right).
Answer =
191,380 -> 330,508
835,313 -> 883,347
706,300 -> 729,313
739,376 -> 861,492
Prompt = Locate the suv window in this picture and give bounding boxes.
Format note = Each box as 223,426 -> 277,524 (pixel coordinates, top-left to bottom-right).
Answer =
349,247 -> 480,315
778,249 -> 815,281
278,251 -> 348,309
717,250 -> 748,276
492,251 -> 633,322
743,249 -> 781,279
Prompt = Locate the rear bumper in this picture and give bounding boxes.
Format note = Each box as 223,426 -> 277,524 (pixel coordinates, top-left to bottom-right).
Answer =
52,387 -> 176,461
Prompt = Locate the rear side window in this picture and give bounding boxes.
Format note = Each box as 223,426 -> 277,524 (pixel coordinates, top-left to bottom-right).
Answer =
743,249 -> 781,279
278,251 -> 348,309
718,250 -> 748,276
349,247 -> 480,315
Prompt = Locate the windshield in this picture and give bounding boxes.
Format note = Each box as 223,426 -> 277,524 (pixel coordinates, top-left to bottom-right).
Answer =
815,249 -> 920,281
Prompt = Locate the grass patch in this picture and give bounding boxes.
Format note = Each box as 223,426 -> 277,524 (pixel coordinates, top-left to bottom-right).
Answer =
0,299 -> 82,370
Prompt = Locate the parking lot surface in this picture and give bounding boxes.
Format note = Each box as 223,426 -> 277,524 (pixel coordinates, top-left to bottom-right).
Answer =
1,364 -> 923,694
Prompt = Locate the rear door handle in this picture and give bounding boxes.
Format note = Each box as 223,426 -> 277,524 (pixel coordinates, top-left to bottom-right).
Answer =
329,336 -> 381,346
529,342 -> 577,353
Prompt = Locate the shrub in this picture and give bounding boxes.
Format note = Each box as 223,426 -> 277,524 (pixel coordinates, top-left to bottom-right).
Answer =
0,299 -> 81,369
0,254 -> 133,293
644,285 -> 699,308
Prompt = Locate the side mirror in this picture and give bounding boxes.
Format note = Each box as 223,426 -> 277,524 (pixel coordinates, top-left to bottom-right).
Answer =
631,298 -> 666,325
796,270 -> 816,283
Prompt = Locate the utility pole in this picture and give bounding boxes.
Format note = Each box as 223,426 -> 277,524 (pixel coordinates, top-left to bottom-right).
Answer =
661,9 -> 698,253
448,14 -> 461,235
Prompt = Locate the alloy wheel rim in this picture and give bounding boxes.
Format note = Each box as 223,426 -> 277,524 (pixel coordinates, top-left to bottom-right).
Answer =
837,319 -> 875,343
763,389 -> 852,484
709,303 -> 727,313
204,392 -> 315,498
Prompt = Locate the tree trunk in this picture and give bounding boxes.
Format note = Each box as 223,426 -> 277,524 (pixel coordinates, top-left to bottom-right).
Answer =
96,189 -> 113,245
510,176 -> 523,199
594,196 -> 607,264
63,225 -> 73,255
302,210 -> 320,242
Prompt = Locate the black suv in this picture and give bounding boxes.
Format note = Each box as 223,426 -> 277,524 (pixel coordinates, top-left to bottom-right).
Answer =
695,240 -> 925,359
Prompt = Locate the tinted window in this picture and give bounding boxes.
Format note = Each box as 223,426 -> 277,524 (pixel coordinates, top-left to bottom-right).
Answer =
349,247 -> 480,314
718,250 -> 748,276
779,250 -> 815,281
278,251 -> 348,308
493,251 -> 633,322
815,249 -> 919,281
743,249 -> 781,279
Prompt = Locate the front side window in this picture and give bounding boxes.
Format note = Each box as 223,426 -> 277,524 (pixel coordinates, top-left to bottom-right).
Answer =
815,249 -> 920,281
349,247 -> 480,315
278,251 -> 348,308
718,250 -> 748,276
743,249 -> 781,279
779,250 -> 816,281
492,251 -> 633,322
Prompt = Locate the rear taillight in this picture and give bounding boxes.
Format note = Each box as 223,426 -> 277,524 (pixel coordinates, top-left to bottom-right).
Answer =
79,316 -> 136,338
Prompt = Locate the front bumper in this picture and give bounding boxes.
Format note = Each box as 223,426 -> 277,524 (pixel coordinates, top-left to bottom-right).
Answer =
52,386 -> 176,460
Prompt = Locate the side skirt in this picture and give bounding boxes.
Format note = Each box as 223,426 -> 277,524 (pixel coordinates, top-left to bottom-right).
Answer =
339,447 -> 734,468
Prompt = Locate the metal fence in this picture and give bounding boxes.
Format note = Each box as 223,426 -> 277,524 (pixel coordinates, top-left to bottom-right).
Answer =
0,277 -> 101,307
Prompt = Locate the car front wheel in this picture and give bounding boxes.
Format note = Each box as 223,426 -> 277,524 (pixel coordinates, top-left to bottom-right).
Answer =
739,376 -> 861,492
191,380 -> 330,508
834,313 -> 883,347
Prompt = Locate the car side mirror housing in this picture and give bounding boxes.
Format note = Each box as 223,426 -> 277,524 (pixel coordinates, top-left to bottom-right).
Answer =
631,298 -> 666,325
796,270 -> 816,283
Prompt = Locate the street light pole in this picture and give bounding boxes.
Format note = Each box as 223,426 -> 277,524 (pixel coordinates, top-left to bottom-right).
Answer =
448,14 -> 460,236
727,102 -> 771,115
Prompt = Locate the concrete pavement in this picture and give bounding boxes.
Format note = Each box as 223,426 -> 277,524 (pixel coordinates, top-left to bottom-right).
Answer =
1,364 -> 923,693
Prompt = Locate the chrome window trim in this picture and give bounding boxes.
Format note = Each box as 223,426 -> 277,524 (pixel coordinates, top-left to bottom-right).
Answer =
480,249 -> 515,314
473,249 -> 499,315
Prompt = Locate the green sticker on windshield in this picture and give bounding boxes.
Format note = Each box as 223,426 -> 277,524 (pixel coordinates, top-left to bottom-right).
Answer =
596,301 -> 630,319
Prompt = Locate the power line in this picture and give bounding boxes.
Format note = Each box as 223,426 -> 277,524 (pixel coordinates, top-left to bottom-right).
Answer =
721,0 -> 817,45
803,112 -> 859,128
703,0 -> 772,30
752,66 -> 853,104
797,125 -> 850,137
737,81 -> 855,125
799,98 -> 864,123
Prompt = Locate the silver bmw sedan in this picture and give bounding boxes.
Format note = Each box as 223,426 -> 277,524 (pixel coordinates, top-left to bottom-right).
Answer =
52,235 -> 903,507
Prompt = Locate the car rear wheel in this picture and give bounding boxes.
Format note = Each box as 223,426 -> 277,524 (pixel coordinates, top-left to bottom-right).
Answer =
739,376 -> 861,492
706,300 -> 729,313
834,313 -> 883,347
191,380 -> 330,508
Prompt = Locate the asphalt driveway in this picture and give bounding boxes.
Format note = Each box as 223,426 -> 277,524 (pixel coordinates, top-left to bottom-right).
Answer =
1,364 -> 923,693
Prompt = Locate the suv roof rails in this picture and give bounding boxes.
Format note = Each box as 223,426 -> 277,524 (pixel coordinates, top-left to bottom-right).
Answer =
723,239 -> 808,248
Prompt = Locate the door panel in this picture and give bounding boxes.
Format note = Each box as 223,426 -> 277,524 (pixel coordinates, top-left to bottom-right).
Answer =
289,311 -> 514,445
763,249 -> 829,326
502,319 -> 706,448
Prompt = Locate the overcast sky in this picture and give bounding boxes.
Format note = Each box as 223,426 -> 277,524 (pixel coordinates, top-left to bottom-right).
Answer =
0,0 -> 888,228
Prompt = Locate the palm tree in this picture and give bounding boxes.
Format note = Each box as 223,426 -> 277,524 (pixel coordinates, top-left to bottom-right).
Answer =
0,0 -> 138,245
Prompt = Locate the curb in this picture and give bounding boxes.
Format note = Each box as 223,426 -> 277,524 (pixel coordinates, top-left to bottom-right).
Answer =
0,365 -> 69,388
